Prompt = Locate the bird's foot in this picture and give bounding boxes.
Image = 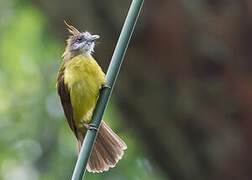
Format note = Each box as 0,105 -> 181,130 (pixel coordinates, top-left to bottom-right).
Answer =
82,123 -> 98,131
101,84 -> 111,90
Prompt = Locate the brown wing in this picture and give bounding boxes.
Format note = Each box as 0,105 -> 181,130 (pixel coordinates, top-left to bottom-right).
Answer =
56,61 -> 77,137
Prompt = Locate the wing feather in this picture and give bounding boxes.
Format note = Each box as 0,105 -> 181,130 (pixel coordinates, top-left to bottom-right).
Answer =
56,61 -> 78,137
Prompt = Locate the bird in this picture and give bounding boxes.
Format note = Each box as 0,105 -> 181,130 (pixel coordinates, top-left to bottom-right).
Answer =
56,21 -> 127,173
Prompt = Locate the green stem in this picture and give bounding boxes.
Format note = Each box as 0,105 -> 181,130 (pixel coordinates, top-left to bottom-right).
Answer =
71,0 -> 144,179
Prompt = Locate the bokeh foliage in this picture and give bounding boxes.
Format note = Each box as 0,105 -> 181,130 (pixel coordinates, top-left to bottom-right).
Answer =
0,0 -> 166,179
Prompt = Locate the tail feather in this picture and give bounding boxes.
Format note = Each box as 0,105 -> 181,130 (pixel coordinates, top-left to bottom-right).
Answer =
78,121 -> 127,173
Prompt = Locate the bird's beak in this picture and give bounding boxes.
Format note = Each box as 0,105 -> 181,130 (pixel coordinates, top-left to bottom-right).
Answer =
89,35 -> 100,42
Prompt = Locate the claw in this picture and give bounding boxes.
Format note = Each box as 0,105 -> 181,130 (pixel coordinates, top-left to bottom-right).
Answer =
82,123 -> 98,131
101,84 -> 111,90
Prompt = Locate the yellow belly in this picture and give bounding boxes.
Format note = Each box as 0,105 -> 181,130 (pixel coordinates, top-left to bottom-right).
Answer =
64,55 -> 106,128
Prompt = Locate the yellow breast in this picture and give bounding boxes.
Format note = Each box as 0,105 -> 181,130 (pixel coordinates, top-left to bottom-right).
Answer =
64,55 -> 106,127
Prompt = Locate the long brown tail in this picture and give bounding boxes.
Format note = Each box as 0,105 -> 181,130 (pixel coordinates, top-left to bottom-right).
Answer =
77,121 -> 127,173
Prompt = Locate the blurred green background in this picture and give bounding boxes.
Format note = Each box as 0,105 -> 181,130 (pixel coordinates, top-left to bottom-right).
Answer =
0,0 -> 166,179
1,0 -> 252,180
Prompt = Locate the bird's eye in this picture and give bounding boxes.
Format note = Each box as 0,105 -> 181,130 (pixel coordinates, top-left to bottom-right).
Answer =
76,37 -> 83,42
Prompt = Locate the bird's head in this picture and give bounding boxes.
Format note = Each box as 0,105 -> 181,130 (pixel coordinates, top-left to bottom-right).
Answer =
62,21 -> 100,59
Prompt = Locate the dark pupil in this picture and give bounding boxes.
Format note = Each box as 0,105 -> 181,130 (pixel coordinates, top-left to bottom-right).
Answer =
77,37 -> 83,42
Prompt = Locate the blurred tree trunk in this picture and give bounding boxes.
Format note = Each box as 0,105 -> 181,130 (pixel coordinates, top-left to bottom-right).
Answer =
31,0 -> 252,179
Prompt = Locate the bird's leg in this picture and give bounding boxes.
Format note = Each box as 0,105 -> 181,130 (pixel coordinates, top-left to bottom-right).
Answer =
82,122 -> 98,131
101,84 -> 111,90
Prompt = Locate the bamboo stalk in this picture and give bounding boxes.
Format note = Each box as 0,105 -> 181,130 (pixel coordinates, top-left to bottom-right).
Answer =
71,0 -> 144,179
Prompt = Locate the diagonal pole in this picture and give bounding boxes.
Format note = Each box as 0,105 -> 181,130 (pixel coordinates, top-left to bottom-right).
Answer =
71,0 -> 144,179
